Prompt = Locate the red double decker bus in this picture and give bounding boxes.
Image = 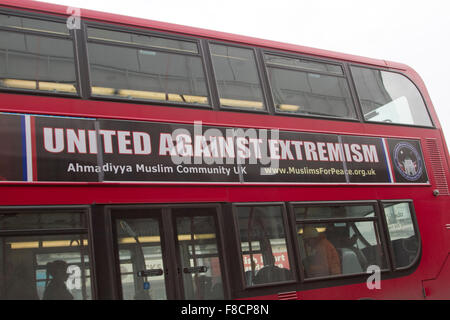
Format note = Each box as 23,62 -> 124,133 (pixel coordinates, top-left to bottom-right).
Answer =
0,0 -> 449,300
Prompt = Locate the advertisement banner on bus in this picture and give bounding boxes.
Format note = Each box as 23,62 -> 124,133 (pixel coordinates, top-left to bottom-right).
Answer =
0,113 -> 429,185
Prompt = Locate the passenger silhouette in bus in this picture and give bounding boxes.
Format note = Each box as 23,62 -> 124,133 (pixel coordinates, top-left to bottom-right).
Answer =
43,260 -> 73,300
302,226 -> 341,278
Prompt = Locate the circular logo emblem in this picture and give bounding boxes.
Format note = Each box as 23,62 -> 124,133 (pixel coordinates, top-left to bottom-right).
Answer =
393,142 -> 423,181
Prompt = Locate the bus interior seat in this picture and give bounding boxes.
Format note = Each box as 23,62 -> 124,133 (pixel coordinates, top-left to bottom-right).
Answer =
326,226 -> 369,272
337,248 -> 363,274
252,265 -> 292,284
361,245 -> 378,265
391,236 -> 419,267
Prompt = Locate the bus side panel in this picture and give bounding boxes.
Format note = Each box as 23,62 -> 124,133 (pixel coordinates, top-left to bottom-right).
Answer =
422,253 -> 450,299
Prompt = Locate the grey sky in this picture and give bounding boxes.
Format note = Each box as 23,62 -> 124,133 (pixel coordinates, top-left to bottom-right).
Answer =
42,0 -> 450,146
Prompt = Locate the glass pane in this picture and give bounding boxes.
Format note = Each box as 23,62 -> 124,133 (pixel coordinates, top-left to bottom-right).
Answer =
0,210 -> 86,230
116,217 -> 167,300
265,54 -> 343,75
0,114 -> 22,181
87,27 -> 198,53
297,221 -> 386,278
88,43 -> 209,105
295,205 -> 375,220
210,44 -> 265,110
0,234 -> 91,300
0,14 -> 69,35
235,206 -> 293,286
383,202 -> 419,268
267,67 -> 355,118
175,213 -> 224,300
0,31 -> 77,93
351,66 -> 432,126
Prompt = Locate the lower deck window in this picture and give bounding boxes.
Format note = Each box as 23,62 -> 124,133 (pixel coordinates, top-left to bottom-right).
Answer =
0,209 -> 92,300
235,205 -> 294,286
294,204 -> 387,279
383,202 -> 420,269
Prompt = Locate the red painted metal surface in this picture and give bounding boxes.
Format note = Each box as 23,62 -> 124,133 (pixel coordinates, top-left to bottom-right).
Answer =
0,0 -> 449,300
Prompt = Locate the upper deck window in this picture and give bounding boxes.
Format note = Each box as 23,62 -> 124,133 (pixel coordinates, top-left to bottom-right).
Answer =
351,66 -> 432,127
87,28 -> 198,54
264,54 -> 356,119
0,14 -> 69,35
266,54 -> 343,75
210,44 -> 266,111
87,27 -> 209,106
0,14 -> 77,94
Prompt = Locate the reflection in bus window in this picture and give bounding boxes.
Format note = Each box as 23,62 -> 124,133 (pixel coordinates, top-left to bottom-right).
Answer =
351,66 -> 432,127
0,14 -> 77,94
210,44 -> 265,110
175,213 -> 224,300
235,206 -> 293,286
265,54 -> 355,119
87,29 -> 209,106
295,205 -> 386,279
0,14 -> 69,35
87,28 -> 198,53
383,202 -> 419,268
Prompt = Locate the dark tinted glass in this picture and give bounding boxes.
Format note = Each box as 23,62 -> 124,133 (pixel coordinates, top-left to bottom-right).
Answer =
0,31 -> 77,93
295,205 -> 375,220
0,211 -> 86,230
351,66 -> 432,126
210,44 -> 265,110
267,67 -> 355,118
0,14 -> 69,35
87,27 -> 198,53
88,43 -> 209,104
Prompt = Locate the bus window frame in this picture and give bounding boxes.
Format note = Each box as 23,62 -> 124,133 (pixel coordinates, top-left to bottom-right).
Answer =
206,41 -> 270,115
287,200 -> 392,283
231,202 -> 298,290
379,199 -> 422,271
0,205 -> 95,299
109,205 -> 170,300
0,8 -> 82,98
0,205 -> 90,234
261,49 -> 360,122
171,204 -> 228,300
82,20 -> 214,110
348,63 -> 436,129
106,202 -> 230,300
